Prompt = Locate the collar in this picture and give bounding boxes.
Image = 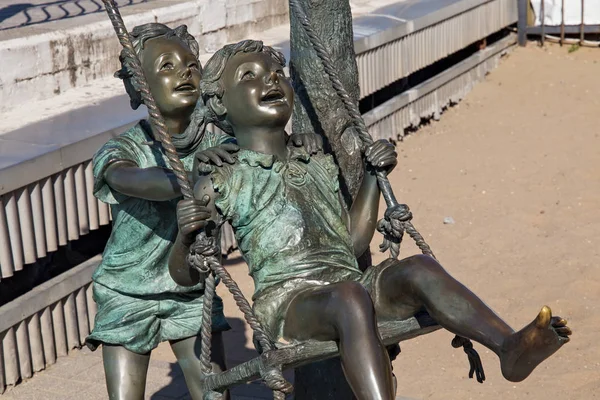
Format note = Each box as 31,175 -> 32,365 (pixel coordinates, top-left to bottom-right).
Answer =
236,146 -> 311,168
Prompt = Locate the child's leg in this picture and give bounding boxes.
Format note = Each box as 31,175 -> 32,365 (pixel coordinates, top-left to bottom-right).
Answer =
102,344 -> 151,400
374,254 -> 571,382
170,332 -> 230,400
283,281 -> 395,400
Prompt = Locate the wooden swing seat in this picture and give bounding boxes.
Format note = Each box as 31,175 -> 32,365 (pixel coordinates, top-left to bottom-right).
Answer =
202,312 -> 440,393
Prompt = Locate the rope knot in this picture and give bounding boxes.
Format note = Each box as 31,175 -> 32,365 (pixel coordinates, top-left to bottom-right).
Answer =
451,335 -> 486,383
385,203 -> 413,222
377,204 -> 412,259
262,367 -> 294,394
187,232 -> 220,274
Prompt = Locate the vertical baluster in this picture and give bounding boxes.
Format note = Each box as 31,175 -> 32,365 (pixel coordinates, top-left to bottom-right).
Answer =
51,302 -> 68,357
5,193 -> 24,272
40,307 -> 57,367
0,196 -> 14,279
0,338 -> 5,394
53,173 -> 68,247
63,294 -> 80,350
560,0 -> 565,46
27,314 -> 45,372
64,169 -> 80,241
74,163 -> 89,236
2,328 -> 20,387
30,183 -> 47,259
541,0 -> 546,46
42,177 -> 58,253
16,186 -> 36,265
580,0 -> 585,45
85,161 -> 99,231
86,283 -> 97,332
15,321 -> 32,379
75,287 -> 90,343
358,54 -> 364,98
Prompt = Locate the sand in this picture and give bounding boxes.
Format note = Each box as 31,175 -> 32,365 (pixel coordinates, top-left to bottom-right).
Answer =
373,42 -> 600,400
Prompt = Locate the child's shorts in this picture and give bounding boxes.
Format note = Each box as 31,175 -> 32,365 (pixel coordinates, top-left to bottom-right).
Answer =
86,282 -> 230,354
252,259 -> 398,342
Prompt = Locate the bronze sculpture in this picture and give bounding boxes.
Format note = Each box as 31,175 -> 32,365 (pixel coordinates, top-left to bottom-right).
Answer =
86,22 -> 235,400
168,40 -> 571,399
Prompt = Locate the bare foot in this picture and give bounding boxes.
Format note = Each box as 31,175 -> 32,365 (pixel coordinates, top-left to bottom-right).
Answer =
500,306 -> 571,382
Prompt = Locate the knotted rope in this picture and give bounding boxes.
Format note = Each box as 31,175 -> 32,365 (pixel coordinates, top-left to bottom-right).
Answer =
188,231 -> 293,398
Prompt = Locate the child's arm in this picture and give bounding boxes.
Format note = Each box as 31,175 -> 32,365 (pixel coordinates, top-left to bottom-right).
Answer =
169,173 -> 221,286
104,161 -> 190,201
346,140 -> 397,258
104,142 -> 239,202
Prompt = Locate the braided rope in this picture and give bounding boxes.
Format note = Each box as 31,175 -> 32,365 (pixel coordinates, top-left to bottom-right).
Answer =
452,335 -> 486,383
200,274 -> 217,373
187,232 -> 221,373
210,262 -> 274,352
288,0 -> 435,259
188,232 -> 292,395
193,256 -> 294,399
102,0 -> 192,199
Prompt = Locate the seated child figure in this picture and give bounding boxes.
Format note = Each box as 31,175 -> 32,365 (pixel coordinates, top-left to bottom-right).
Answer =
170,40 -> 572,400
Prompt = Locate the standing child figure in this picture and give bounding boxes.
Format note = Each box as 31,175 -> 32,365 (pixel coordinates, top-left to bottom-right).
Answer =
86,23 -> 236,400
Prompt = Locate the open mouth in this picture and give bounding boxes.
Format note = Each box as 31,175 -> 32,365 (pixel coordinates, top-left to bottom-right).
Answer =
175,83 -> 196,93
261,88 -> 286,104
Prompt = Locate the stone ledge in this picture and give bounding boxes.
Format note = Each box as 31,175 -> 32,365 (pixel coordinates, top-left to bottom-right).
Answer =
0,0 -> 289,113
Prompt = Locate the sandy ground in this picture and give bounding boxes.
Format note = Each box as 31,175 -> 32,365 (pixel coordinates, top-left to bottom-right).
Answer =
209,42 -> 600,400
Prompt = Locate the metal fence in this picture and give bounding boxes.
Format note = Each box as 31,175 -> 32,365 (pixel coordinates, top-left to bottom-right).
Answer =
518,0 -> 600,46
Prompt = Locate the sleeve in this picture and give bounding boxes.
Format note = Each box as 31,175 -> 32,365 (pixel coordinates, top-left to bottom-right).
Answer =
92,136 -> 145,204
209,165 -> 237,221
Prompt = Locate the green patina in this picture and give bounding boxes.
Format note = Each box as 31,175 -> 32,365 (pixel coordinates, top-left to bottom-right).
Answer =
87,121 -> 231,353
211,147 -> 363,299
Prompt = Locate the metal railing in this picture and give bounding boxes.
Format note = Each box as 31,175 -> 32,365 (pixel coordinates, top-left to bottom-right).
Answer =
356,0 -> 517,98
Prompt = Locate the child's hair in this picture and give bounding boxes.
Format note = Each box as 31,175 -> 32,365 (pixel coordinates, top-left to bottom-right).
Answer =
115,23 -> 200,110
199,40 -> 287,134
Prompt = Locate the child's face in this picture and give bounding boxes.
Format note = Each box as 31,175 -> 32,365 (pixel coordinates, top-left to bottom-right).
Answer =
141,36 -> 201,119
220,51 -> 293,131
